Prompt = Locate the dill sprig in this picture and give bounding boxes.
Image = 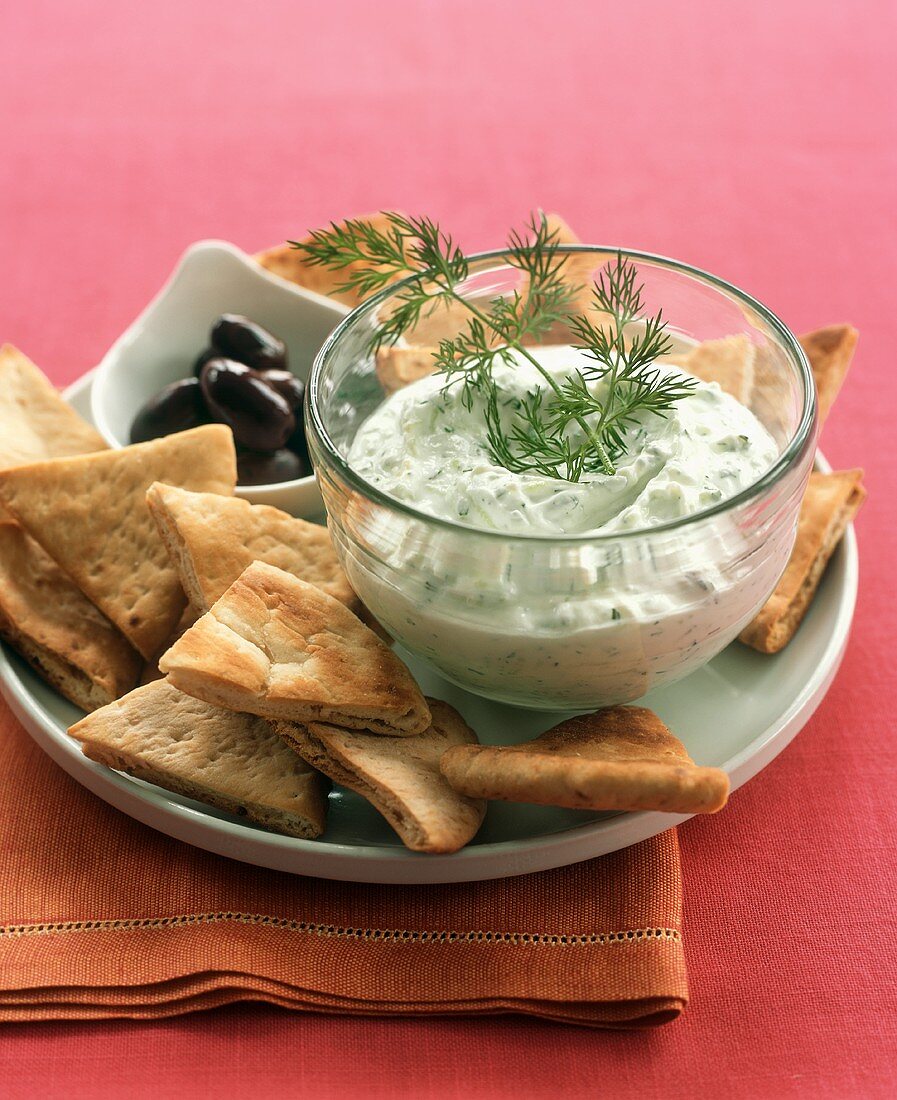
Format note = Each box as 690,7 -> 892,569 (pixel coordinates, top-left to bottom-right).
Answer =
294,212 -> 696,480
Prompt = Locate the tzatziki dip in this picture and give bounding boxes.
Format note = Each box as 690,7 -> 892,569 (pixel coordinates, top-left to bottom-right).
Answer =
339,345 -> 791,709
349,346 -> 776,536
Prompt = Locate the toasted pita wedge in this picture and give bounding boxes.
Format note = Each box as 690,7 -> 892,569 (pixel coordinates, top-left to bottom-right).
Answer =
543,212 -> 581,246
0,344 -> 108,521
0,344 -> 108,469
441,706 -> 729,814
0,522 -> 140,711
740,469 -> 865,654
275,698 -> 484,853
69,679 -> 329,838
799,325 -> 858,425
751,325 -> 858,442
667,335 -> 756,404
374,346 -> 438,394
160,561 -> 430,734
256,212 -> 409,307
146,482 -> 359,613
0,425 -> 236,661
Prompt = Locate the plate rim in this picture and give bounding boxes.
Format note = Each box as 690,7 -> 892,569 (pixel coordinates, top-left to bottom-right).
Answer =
0,370 -> 858,884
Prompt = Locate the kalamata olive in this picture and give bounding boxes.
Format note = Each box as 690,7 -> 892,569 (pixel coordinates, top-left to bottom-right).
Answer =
193,347 -> 219,378
200,358 -> 295,451
210,314 -> 288,372
259,369 -> 305,411
130,377 -> 210,444
236,447 -> 309,485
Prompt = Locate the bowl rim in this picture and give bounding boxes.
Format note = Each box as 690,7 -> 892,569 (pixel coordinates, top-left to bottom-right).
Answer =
308,244 -> 818,543
90,238 -> 347,499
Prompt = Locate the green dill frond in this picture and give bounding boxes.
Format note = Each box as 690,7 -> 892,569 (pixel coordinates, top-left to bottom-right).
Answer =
295,212 -> 696,481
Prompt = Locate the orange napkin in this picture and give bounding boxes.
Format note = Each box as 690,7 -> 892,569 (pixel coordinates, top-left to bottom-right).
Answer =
0,703 -> 688,1027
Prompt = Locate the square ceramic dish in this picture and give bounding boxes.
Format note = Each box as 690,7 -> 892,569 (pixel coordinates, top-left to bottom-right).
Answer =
90,239 -> 347,516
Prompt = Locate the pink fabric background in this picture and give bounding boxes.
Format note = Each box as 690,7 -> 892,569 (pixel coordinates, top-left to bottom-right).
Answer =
2,1 -> 895,1095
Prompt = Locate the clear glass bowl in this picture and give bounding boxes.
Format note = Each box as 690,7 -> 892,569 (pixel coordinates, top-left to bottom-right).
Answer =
307,247 -> 817,710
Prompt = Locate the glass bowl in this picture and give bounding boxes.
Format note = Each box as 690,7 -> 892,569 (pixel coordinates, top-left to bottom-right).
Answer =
307,247 -> 817,710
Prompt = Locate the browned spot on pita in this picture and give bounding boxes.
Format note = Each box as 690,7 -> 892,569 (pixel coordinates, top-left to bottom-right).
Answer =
441,706 -> 729,814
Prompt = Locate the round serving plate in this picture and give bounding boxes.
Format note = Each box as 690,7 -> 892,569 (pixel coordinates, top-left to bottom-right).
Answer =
0,371 -> 859,884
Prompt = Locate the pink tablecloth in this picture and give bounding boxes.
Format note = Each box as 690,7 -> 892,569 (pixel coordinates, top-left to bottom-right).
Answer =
1,1 -> 895,1095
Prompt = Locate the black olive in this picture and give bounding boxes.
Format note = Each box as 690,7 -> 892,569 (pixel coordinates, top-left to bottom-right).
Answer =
236,447 -> 309,485
210,314 -> 288,372
130,377 -> 211,444
259,369 -> 305,411
200,358 -> 295,451
193,347 -> 220,378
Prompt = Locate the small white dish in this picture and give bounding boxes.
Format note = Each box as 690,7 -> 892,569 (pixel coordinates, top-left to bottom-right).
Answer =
0,371 -> 860,884
91,239 -> 347,516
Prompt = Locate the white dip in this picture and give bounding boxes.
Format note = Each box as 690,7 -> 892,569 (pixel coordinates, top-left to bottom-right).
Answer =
349,346 -> 776,536
341,345 -> 789,708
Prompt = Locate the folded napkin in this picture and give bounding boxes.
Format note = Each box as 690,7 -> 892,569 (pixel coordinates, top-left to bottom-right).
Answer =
0,701 -> 688,1027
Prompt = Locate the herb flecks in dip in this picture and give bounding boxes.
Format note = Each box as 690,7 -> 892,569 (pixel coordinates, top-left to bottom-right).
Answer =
349,345 -> 777,536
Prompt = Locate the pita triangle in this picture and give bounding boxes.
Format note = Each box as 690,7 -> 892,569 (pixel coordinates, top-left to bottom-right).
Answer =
160,561 -> 430,735
69,679 -> 329,838
256,212 -> 407,307
0,344 -> 108,470
374,346 -> 438,394
667,335 -> 756,404
0,425 -> 236,660
799,325 -> 858,425
0,344 -> 108,521
146,481 -> 360,615
740,469 -> 865,654
440,706 -> 729,814
0,522 -> 141,711
276,698 -> 485,853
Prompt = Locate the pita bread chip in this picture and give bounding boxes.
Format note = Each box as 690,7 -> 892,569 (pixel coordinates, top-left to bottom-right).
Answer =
0,344 -> 108,521
374,346 -> 439,394
667,335 -> 756,404
275,698 -> 484,853
69,679 -> 329,838
441,706 -> 729,814
146,482 -> 359,615
799,324 -> 858,425
0,425 -> 236,661
0,344 -> 108,470
542,212 -> 581,245
160,561 -> 430,735
0,522 -> 140,711
740,469 -> 865,654
256,212 -> 409,308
